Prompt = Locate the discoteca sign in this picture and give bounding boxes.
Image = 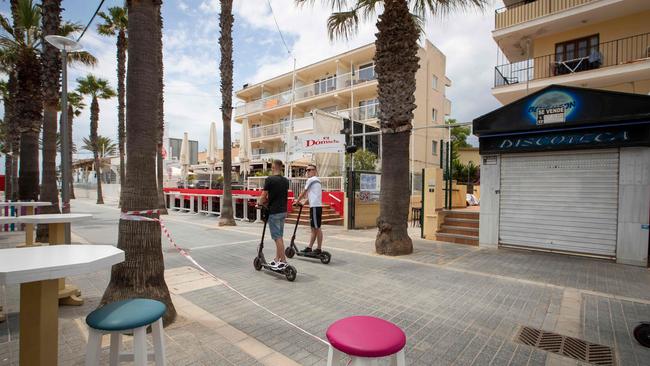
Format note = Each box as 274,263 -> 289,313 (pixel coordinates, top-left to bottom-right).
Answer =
295,134 -> 345,154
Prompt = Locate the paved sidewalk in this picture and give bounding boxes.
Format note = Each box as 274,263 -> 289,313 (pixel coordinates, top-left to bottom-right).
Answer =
1,198 -> 649,365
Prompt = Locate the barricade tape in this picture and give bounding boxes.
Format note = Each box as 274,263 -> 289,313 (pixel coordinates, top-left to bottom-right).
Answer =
120,211 -> 329,345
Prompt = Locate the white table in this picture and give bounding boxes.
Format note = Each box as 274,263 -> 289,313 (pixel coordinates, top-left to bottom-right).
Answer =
0,202 -> 51,245
0,245 -> 124,366
18,214 -> 93,305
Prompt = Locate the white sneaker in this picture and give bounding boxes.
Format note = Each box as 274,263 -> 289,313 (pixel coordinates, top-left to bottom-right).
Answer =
276,261 -> 287,270
269,260 -> 277,268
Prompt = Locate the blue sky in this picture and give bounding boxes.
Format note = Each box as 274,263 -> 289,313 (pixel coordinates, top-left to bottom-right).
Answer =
0,0 -> 504,171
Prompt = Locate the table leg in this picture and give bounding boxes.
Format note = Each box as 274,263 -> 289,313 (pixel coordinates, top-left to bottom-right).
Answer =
50,223 -> 83,306
17,207 -> 35,248
20,279 -> 59,366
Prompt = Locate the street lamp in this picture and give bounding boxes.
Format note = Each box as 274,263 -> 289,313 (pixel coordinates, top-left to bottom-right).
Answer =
45,35 -> 82,240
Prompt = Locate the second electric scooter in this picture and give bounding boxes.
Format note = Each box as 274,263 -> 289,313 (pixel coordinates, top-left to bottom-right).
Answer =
285,203 -> 331,264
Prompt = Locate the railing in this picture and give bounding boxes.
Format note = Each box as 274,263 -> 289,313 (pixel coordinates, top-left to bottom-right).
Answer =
249,116 -> 314,140
250,151 -> 285,161
247,176 -> 344,192
495,0 -> 595,30
494,33 -> 650,87
235,65 -> 376,117
334,102 -> 380,121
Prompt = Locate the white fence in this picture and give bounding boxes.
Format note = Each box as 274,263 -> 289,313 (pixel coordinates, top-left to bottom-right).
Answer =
247,176 -> 344,192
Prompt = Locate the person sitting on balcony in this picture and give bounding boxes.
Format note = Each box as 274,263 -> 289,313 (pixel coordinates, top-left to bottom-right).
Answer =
589,49 -> 603,69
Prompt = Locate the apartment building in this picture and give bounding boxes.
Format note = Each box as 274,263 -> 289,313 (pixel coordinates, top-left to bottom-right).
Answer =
234,39 -> 452,177
492,0 -> 650,103
475,0 -> 650,266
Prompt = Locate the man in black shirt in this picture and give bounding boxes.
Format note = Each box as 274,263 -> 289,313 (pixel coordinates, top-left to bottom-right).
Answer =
259,160 -> 290,269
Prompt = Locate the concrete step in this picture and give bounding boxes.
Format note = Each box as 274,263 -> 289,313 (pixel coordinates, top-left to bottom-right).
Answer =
439,225 -> 479,236
444,218 -> 479,228
435,232 -> 478,246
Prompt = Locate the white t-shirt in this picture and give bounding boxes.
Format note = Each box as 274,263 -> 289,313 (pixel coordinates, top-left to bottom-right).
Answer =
304,176 -> 322,207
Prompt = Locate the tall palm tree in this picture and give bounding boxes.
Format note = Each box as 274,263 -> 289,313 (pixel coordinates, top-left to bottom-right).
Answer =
97,6 -> 127,188
76,75 -> 115,204
63,91 -> 84,203
0,0 -> 44,201
37,0 -> 63,241
155,5 -> 167,214
218,0 -> 235,226
297,0 -> 486,255
101,0 -> 176,325
82,135 -> 116,157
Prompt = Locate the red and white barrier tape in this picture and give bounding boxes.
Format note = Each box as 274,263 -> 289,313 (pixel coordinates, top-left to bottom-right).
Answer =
120,210 -> 329,345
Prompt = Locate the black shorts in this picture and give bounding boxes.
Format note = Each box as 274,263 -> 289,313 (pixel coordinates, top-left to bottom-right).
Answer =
310,207 -> 322,229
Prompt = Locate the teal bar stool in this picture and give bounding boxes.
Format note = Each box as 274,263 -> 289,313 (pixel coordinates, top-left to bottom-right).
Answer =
85,298 -> 167,366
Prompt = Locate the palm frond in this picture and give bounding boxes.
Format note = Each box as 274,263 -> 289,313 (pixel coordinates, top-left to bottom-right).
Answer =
295,0 -> 351,11
76,74 -> 116,100
326,10 -> 360,41
67,51 -> 97,67
0,14 -> 15,37
409,0 -> 488,18
59,22 -> 84,37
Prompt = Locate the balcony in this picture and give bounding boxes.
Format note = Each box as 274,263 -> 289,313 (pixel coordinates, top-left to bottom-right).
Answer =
494,32 -> 650,88
249,116 -> 315,141
251,151 -> 286,161
235,66 -> 377,118
334,103 -> 380,122
495,0 -> 596,30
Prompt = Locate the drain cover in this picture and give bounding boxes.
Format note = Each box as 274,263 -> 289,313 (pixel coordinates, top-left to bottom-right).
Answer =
516,326 -> 615,365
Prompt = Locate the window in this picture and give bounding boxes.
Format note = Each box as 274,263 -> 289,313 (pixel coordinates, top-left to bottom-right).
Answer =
358,99 -> 379,120
432,140 -> 438,155
358,63 -> 375,82
554,34 -> 600,75
314,74 -> 337,95
432,75 -> 438,90
432,108 -> 437,122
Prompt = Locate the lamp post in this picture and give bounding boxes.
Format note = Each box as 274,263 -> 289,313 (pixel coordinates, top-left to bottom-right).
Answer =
45,35 -> 82,241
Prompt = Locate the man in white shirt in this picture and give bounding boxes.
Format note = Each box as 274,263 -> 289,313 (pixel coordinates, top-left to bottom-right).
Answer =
296,164 -> 323,253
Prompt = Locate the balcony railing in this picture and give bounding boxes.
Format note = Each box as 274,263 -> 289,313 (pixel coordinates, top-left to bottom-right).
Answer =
494,33 -> 650,87
249,116 -> 314,140
495,0 -> 595,30
251,151 -> 285,161
236,65 -> 377,117
334,103 -> 380,121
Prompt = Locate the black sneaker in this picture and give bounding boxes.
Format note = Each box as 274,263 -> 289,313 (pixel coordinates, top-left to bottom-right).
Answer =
313,248 -> 322,255
301,247 -> 312,253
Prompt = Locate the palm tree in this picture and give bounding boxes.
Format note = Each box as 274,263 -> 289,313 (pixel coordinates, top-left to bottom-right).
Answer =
82,135 -> 116,158
155,6 -> 167,214
76,75 -> 116,204
297,0 -> 486,255
63,91 -> 84,203
0,0 -> 44,201
218,0 -> 236,226
97,6 -> 127,188
101,0 -> 176,325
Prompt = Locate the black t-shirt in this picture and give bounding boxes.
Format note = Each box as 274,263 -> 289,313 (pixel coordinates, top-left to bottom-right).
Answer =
263,175 -> 289,214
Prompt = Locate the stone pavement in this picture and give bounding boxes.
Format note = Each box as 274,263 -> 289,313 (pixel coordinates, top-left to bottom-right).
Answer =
1,198 -> 649,365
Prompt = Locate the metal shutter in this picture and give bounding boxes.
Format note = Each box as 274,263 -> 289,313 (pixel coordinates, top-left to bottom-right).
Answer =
499,150 -> 619,257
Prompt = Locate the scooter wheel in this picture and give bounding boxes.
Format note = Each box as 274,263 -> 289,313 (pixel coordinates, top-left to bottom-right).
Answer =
253,257 -> 262,271
285,247 -> 295,258
284,265 -> 297,282
320,252 -> 331,264
634,323 -> 650,348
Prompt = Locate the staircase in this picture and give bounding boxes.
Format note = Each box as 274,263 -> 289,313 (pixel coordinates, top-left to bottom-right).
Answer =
286,204 -> 344,226
435,210 -> 479,246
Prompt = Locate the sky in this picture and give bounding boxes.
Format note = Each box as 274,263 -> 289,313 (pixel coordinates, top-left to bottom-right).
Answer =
0,0 -> 505,167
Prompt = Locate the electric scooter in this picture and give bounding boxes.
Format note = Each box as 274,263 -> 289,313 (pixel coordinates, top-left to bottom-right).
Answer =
284,203 -> 332,264
253,205 -> 297,281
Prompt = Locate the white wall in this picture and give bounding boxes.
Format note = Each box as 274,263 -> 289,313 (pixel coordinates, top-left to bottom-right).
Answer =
479,154 -> 500,248
616,147 -> 650,267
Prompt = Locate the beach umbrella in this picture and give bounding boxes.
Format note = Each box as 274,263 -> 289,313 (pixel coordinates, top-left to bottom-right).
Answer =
239,119 -> 251,182
208,122 -> 218,189
180,132 -> 190,188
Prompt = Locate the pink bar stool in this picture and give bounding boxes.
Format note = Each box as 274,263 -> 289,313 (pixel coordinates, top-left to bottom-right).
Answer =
326,316 -> 406,366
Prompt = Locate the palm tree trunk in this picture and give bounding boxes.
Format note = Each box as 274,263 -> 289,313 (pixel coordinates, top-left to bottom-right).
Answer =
10,142 -> 19,201
16,49 -> 43,202
36,0 -> 63,241
36,102 -> 61,241
90,97 -> 104,204
219,0 -> 235,226
3,155 -> 11,200
117,30 -> 126,189
67,107 -> 75,200
156,9 -> 167,215
373,0 -> 419,255
101,0 -> 176,326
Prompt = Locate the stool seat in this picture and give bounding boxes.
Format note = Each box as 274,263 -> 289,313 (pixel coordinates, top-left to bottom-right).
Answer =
326,316 -> 406,358
86,298 -> 166,331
